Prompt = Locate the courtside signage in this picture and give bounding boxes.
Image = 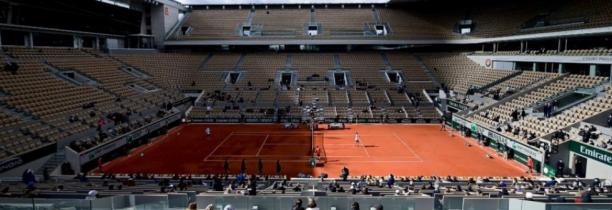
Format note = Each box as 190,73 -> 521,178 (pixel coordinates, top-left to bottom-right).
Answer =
570,141 -> 612,167
452,115 -> 544,162
0,157 -> 23,173
452,115 -> 471,127
448,100 -> 470,111
78,112 -> 182,164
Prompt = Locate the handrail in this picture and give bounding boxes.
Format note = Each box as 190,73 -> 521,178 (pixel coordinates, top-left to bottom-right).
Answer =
0,23 -> 124,38
165,11 -> 192,40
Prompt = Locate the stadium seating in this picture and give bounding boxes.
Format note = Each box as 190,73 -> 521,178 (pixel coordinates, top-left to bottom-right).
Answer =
471,75 -> 608,143
486,71 -> 559,98
253,9 -> 310,37
0,47 -> 186,159
181,9 -> 249,40
420,53 -> 515,94
511,85 -> 612,141
175,1 -> 612,41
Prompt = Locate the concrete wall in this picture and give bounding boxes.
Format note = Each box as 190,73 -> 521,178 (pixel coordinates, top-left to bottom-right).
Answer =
150,4 -> 180,48
569,151 -> 612,180
106,38 -> 124,49
585,156 -> 612,180
468,55 -> 612,69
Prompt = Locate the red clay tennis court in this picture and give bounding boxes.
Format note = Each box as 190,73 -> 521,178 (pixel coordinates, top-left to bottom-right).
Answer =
102,123 -> 528,177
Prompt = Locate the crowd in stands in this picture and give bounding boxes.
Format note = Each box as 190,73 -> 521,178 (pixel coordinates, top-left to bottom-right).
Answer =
567,125 -> 612,150
3,168 -> 610,209
470,75 -> 607,144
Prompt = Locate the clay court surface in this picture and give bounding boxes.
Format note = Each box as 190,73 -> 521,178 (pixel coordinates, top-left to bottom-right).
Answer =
102,123 -> 527,177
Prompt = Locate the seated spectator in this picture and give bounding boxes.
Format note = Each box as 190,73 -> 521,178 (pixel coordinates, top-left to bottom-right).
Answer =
292,199 -> 305,210
86,190 -> 98,200
306,198 -> 320,210
186,202 -> 197,210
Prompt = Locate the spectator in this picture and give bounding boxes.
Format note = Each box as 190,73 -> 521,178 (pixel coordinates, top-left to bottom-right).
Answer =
212,176 -> 223,191
351,201 -> 360,210
579,190 -> 592,203
526,156 -> 534,174
556,160 -> 565,177
292,198 -> 305,210
276,160 -> 282,174
241,159 -> 247,174
224,159 -> 230,174
247,174 -> 257,195
223,204 -> 234,210
86,190 -> 98,200
387,174 -> 395,188
341,166 -> 349,181
258,159 -> 264,174
373,204 -> 383,210
21,169 -> 36,187
306,198 -> 320,210
607,113 -> 612,128
203,204 -> 214,210
42,167 -> 50,182
185,202 -> 197,210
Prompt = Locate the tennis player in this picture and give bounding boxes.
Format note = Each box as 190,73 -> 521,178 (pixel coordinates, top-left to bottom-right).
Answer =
205,127 -> 211,137
354,131 -> 361,147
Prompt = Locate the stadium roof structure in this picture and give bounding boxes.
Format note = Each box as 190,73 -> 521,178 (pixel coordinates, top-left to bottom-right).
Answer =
177,0 -> 390,5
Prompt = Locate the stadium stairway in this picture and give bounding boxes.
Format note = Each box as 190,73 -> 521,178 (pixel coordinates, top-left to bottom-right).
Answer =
198,53 -> 214,70
165,11 -> 192,40
468,73 -> 568,115
36,151 -> 65,176
233,53 -> 247,71
477,70 -> 523,92
0,102 -> 34,123
379,52 -> 392,67
413,55 -> 442,90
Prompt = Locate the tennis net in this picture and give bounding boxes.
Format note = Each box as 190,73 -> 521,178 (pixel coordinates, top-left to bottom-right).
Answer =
312,131 -> 326,165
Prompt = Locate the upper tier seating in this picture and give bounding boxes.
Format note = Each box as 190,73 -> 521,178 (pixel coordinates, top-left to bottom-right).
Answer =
470,75 -> 608,138
510,85 -> 612,141
181,10 -> 248,40
487,71 -> 559,97
253,9 -> 310,37
176,2 -> 612,41
420,53 -> 515,94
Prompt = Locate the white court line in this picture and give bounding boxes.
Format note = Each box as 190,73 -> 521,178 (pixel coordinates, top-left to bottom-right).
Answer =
328,155 -> 421,159
229,133 -> 271,136
322,135 -> 385,137
453,132 -> 530,173
209,154 -> 309,157
232,131 -> 311,134
204,159 -> 425,163
361,142 -> 370,157
231,133 -> 312,137
392,132 -> 423,161
327,160 -> 425,163
255,135 -> 270,156
207,154 -> 420,158
203,132 -> 235,161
